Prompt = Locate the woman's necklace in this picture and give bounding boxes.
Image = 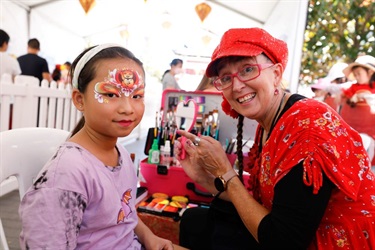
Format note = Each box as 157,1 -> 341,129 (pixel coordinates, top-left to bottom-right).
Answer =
262,92 -> 286,145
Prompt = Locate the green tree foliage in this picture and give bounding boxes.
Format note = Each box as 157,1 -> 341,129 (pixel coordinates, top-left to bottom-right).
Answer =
300,0 -> 374,85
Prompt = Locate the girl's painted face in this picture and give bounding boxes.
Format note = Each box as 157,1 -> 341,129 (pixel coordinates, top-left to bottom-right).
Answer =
219,55 -> 279,122
82,58 -> 145,139
94,68 -> 144,103
352,67 -> 370,84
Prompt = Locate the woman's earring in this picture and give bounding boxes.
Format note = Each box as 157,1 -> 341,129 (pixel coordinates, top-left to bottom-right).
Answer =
274,89 -> 279,95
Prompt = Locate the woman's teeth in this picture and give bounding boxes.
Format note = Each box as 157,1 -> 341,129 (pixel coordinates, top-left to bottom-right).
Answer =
238,93 -> 256,103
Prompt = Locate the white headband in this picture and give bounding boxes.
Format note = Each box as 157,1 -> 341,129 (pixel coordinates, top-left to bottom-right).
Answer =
72,43 -> 122,88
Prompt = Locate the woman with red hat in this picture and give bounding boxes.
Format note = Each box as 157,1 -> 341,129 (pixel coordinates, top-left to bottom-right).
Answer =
175,28 -> 375,249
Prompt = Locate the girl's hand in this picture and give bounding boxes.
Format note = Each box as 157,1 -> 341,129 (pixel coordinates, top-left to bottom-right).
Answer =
143,234 -> 174,250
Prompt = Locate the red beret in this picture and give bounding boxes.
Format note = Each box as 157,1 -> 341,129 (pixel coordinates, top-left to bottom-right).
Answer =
206,28 -> 288,77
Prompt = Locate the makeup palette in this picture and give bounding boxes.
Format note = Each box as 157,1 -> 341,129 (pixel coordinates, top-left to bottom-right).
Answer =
137,193 -> 209,220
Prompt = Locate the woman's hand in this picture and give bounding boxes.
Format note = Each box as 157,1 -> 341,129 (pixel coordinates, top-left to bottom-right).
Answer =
175,130 -> 233,177
174,134 -> 213,185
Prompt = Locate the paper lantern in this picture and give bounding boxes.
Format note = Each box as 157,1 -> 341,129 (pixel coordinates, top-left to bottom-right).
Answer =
79,0 -> 96,14
195,2 -> 211,22
202,34 -> 211,45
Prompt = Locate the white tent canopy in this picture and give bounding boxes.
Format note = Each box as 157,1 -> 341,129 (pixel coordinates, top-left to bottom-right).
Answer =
1,0 -> 308,92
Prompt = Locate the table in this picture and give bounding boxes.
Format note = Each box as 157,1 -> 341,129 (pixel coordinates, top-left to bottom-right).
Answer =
138,211 -> 180,244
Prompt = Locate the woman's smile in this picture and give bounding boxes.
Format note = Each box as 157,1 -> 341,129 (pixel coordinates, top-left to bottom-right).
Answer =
237,92 -> 256,104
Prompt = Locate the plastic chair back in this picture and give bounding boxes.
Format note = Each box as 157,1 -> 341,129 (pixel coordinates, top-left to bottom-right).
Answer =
0,127 -> 70,250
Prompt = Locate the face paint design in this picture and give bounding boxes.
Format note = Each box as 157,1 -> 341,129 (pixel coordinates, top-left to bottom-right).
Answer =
94,68 -> 144,103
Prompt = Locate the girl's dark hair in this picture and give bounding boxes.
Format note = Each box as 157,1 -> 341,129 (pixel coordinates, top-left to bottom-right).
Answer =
69,46 -> 144,136
370,72 -> 375,88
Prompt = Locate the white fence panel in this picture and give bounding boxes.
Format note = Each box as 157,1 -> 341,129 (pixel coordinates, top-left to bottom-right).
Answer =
0,75 -> 81,132
38,80 -> 49,128
55,83 -> 65,129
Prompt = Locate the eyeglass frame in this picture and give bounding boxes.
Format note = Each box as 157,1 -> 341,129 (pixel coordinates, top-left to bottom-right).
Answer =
213,63 -> 275,91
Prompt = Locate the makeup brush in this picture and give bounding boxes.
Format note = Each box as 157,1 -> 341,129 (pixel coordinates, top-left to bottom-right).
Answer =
212,108 -> 219,127
154,111 -> 158,137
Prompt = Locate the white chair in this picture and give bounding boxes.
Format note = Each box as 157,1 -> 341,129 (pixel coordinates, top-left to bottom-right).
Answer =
0,127 -> 70,250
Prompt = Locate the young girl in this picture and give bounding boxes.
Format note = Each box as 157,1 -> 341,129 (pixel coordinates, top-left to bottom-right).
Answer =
342,55 -> 375,106
19,44 -> 174,249
340,55 -> 375,145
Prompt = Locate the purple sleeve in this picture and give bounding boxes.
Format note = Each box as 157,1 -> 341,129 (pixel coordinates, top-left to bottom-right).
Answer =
19,188 -> 86,249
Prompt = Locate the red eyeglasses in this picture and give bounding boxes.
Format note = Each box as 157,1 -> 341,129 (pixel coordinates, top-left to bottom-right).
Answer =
213,63 -> 274,91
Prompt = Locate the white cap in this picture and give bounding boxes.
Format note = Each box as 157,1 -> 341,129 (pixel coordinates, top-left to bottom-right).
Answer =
164,140 -> 171,150
325,62 -> 348,82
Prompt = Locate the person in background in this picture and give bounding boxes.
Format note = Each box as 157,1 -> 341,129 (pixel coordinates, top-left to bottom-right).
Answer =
310,77 -> 330,102
162,58 -> 183,90
339,55 -> 375,162
0,29 -> 21,81
51,64 -> 62,83
19,44 -> 175,249
17,38 -> 51,84
326,62 -> 349,85
61,61 -> 72,85
322,62 -> 352,112
342,55 -> 375,106
175,27 -> 375,249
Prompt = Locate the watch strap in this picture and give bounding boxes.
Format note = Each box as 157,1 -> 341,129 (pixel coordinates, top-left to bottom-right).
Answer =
214,169 -> 238,192
221,168 -> 238,183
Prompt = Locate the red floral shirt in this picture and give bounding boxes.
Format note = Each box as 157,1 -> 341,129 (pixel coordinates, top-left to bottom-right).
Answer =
245,98 -> 375,249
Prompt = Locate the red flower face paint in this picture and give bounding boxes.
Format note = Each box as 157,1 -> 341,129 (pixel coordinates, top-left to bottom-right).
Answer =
94,68 -> 144,103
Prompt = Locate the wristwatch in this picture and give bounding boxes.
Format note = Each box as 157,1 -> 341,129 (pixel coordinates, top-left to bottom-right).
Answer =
214,169 -> 238,192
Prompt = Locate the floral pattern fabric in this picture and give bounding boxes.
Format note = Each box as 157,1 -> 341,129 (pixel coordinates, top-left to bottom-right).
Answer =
245,98 -> 375,249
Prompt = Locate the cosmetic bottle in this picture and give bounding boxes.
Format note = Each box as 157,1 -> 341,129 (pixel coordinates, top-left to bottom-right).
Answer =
148,139 -> 160,164
160,140 -> 172,167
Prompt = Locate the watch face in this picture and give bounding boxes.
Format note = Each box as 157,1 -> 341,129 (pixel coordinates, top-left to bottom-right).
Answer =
214,177 -> 225,192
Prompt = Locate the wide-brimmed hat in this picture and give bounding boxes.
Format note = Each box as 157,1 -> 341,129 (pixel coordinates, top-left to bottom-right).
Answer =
343,55 -> 375,77
325,62 -> 348,82
206,28 -> 288,77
